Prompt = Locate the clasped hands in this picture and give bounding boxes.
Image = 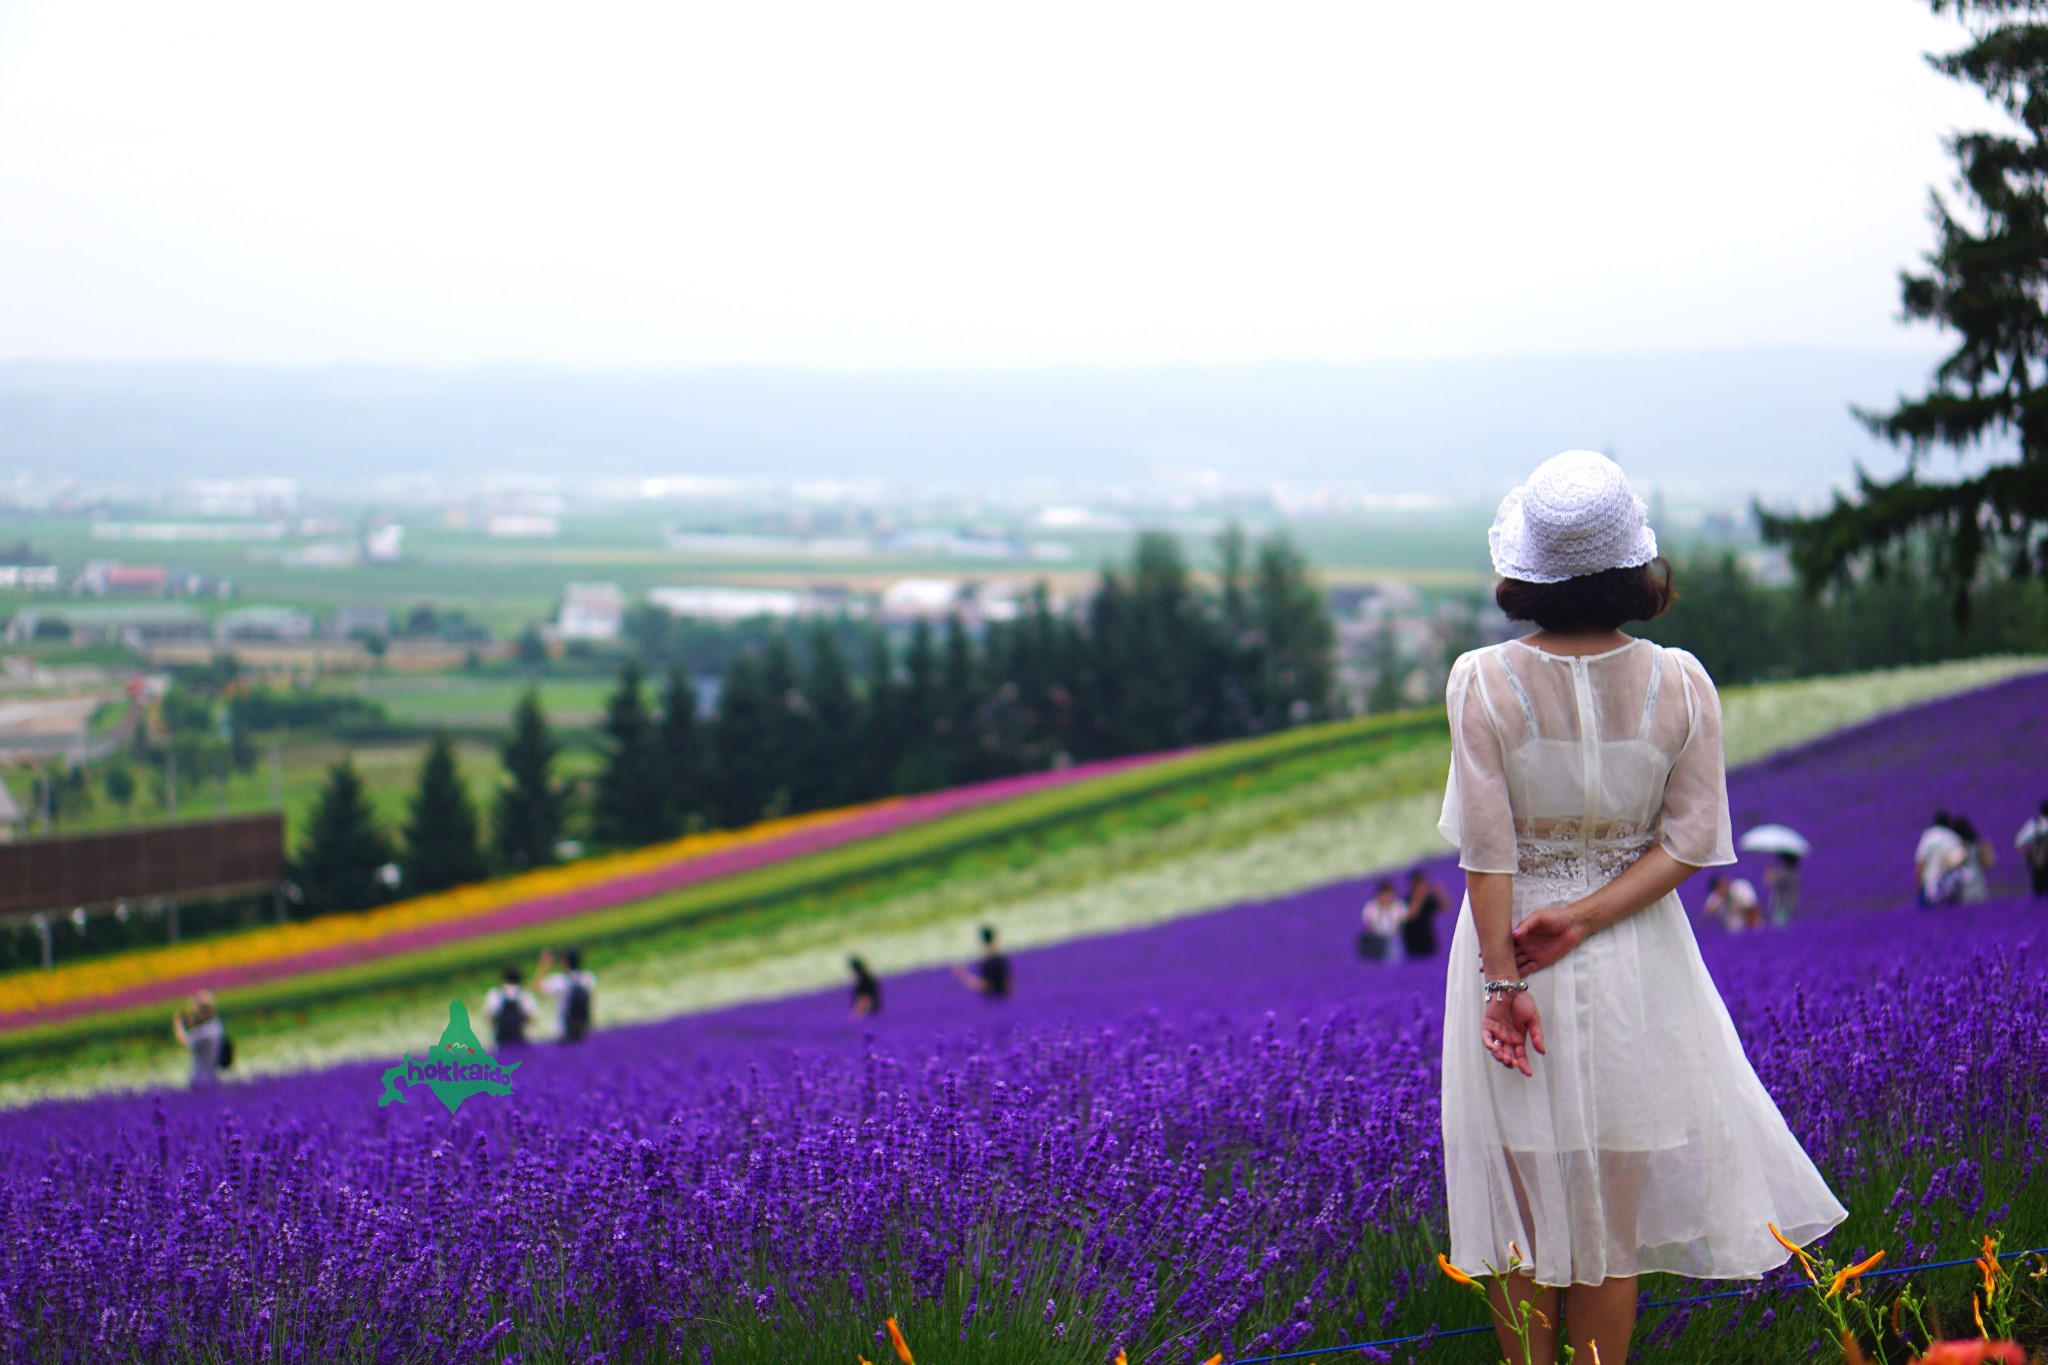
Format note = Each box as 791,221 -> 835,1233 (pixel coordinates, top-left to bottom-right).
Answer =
1511,902 -> 1588,976
1481,903 -> 1588,1077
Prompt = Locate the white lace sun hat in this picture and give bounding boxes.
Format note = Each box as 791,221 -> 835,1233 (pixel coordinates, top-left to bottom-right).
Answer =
1488,450 -> 1658,583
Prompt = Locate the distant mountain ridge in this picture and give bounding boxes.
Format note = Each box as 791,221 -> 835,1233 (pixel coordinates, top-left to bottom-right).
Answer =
0,350 -> 1944,499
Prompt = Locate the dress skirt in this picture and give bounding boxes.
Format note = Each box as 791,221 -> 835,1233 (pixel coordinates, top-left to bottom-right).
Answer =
1441,891 -> 1846,1286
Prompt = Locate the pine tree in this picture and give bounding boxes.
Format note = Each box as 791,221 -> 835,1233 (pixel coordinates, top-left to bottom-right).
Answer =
1092,533 -> 1205,753
758,634 -> 805,817
1077,567 -> 1130,759
1209,524 -> 1262,736
711,649 -> 775,825
855,631 -> 901,800
1762,2 -> 2048,617
938,613 -> 987,781
591,659 -> 668,848
999,584 -> 1072,770
800,624 -> 861,810
492,687 -> 568,871
1217,523 -> 1253,638
658,666 -> 710,833
402,733 -> 487,892
1254,531 -> 1337,726
294,756 -> 397,913
893,619 -> 946,791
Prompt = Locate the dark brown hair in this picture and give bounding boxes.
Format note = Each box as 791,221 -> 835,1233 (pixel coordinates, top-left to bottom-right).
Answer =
1495,558 -> 1676,632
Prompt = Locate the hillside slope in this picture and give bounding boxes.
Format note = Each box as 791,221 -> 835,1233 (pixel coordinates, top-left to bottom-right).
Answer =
1,653 -> 2038,1105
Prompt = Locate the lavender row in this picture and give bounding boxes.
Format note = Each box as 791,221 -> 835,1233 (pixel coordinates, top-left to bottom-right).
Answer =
4,899 -> 2041,1363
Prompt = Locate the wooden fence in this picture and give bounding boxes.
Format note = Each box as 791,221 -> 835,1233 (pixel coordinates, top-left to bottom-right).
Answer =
0,813 -> 284,922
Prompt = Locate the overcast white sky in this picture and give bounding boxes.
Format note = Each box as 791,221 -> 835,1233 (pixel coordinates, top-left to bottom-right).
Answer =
0,1 -> 1992,369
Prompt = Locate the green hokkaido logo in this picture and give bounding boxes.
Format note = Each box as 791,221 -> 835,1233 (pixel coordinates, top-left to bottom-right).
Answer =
377,1001 -> 520,1114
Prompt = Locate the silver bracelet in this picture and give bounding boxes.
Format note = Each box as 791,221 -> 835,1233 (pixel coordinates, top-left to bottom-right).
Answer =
1483,978 -> 1528,1003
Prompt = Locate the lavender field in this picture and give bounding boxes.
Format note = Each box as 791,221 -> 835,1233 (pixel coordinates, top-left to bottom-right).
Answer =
6,674 -> 2046,1364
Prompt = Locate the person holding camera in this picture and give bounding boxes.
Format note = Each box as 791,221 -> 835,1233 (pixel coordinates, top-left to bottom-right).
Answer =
171,990 -> 227,1089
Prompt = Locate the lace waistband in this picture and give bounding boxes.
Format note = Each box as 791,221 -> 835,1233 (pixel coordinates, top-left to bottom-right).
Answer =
1515,818 -> 1656,893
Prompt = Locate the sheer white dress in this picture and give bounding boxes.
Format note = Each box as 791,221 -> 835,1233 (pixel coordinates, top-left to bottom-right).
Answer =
1438,638 -> 1845,1287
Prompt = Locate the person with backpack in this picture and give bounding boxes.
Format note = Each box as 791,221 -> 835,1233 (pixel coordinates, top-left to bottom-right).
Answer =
1945,813 -> 1995,903
1358,879 -> 1407,963
171,990 -> 228,1088
484,965 -> 538,1049
2015,799 -> 2048,898
538,946 -> 596,1042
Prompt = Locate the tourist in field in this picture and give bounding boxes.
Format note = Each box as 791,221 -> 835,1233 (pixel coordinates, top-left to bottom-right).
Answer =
952,925 -> 1012,1000
1403,866 -> 1447,958
849,956 -> 882,1017
1921,812 -> 1993,905
171,990 -> 226,1089
1439,451 -> 1844,1365
1699,872 -> 1761,933
1949,813 -> 1995,902
1762,853 -> 1802,926
485,965 -> 539,1048
1915,810 -> 1965,905
2018,798 -> 2048,897
537,947 -> 597,1042
1359,880 -> 1407,962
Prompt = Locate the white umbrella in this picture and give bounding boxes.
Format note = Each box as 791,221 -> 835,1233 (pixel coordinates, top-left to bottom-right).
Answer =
1739,824 -> 1812,858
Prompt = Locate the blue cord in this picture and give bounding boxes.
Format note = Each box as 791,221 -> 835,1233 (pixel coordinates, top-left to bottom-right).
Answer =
1222,1245 -> 2048,1364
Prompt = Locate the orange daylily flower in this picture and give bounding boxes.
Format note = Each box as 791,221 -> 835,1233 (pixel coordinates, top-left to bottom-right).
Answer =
885,1316 -> 914,1365
1828,1250 -> 1885,1298
1114,1353 -> 1128,1365
1768,1223 -> 1820,1283
1200,1356 -> 1223,1365
1976,1234 -> 2000,1296
1972,1293 -> 1986,1339
1912,1341 -> 2026,1365
1841,1331 -> 1874,1365
1437,1253 -> 1478,1287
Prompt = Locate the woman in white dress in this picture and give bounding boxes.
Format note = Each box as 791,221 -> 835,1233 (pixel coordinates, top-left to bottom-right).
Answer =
1438,452 -> 1846,1364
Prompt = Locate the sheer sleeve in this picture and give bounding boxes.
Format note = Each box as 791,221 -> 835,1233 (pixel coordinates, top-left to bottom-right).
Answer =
1658,649 -> 1737,868
1438,651 -> 1518,874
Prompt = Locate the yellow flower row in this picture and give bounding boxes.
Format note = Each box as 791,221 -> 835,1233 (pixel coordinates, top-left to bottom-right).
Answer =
0,800 -> 891,1019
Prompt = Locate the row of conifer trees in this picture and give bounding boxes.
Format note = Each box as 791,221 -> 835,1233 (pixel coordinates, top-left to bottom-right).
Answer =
289,528 -> 1338,912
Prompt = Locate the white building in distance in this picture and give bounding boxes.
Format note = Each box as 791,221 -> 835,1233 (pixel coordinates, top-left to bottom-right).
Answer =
646,585 -> 806,623
880,578 -> 968,623
555,583 -> 627,641
363,524 -> 405,563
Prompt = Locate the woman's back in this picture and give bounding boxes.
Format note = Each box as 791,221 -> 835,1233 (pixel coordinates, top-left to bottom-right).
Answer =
1441,638 -> 1732,902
